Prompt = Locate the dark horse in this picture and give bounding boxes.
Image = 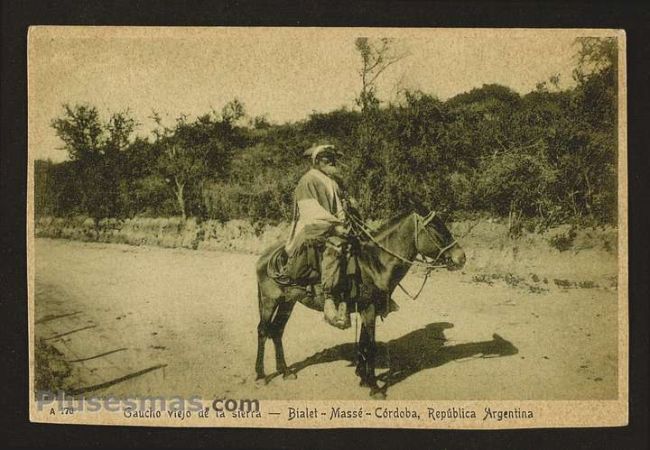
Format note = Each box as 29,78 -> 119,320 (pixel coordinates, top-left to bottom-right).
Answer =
255,211 -> 466,398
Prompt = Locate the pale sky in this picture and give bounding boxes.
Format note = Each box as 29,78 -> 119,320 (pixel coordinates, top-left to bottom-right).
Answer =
28,27 -> 613,162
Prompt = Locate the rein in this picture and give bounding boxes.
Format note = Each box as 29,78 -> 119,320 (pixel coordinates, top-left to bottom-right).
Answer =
347,212 -> 456,300
346,211 -> 457,381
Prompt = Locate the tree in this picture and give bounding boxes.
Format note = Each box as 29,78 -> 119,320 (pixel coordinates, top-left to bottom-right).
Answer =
355,37 -> 409,113
569,37 -> 618,222
573,37 -> 617,129
50,104 -> 136,223
221,98 -> 246,124
51,104 -> 104,161
105,111 -> 137,157
152,105 -> 246,220
349,38 -> 409,217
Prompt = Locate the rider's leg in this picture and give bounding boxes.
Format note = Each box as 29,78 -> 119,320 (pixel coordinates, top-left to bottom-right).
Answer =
321,236 -> 350,329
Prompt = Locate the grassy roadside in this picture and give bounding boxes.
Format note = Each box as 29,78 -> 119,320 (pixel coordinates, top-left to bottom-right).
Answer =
34,339 -> 73,394
35,216 -> 618,286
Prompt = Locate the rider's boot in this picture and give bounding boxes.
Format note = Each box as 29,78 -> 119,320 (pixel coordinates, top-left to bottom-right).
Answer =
323,296 -> 340,326
336,301 -> 351,329
323,296 -> 350,330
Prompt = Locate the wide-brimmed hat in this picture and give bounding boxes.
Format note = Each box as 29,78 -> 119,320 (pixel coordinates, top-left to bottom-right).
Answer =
303,144 -> 341,164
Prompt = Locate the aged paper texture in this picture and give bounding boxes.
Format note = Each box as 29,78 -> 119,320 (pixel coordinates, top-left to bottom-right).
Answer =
28,26 -> 627,428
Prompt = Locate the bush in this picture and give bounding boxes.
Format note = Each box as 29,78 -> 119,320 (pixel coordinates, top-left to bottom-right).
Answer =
548,227 -> 577,252
35,38 -> 618,228
474,149 -> 557,219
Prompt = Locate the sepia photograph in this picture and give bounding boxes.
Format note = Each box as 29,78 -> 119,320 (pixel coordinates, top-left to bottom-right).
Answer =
27,27 -> 627,428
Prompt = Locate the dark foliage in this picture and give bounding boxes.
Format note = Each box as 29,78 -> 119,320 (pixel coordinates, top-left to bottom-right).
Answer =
35,38 -> 618,228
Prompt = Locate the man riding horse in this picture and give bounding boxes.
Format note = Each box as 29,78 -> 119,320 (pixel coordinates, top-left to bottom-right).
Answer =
255,145 -> 467,394
284,144 -> 354,329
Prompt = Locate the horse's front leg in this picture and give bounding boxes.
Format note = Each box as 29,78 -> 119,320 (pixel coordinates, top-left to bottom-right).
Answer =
358,304 -> 384,398
356,305 -> 375,386
356,319 -> 369,384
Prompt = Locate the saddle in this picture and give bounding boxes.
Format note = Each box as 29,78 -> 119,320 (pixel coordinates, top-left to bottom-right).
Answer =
267,242 -> 320,286
267,237 -> 362,299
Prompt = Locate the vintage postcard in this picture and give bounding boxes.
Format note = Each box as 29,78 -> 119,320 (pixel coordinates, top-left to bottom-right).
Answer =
28,26 -> 627,428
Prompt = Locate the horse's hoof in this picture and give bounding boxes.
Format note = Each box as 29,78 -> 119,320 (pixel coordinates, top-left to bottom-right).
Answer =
369,386 -> 386,399
282,371 -> 297,381
255,375 -> 268,386
359,379 -> 370,387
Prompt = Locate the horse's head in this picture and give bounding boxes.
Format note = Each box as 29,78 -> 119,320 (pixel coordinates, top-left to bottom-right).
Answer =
414,211 -> 466,270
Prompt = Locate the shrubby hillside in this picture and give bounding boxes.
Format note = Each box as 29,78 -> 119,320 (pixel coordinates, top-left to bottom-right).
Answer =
34,37 -> 618,233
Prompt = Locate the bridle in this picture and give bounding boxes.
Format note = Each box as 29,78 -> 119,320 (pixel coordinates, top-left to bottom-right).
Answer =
348,211 -> 456,268
347,211 -> 458,300
415,211 -> 458,266
347,211 -> 458,375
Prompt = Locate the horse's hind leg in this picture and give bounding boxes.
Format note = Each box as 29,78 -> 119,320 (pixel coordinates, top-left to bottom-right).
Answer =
256,288 -> 280,383
270,300 -> 297,380
255,322 -> 269,382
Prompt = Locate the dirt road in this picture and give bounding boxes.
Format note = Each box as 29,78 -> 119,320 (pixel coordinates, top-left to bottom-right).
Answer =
33,238 -> 618,400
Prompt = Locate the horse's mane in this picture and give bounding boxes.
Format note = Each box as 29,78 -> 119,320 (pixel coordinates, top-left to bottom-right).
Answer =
355,211 -> 414,272
370,211 -> 414,239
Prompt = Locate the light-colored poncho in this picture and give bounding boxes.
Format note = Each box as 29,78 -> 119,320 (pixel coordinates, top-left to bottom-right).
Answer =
285,168 -> 345,254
